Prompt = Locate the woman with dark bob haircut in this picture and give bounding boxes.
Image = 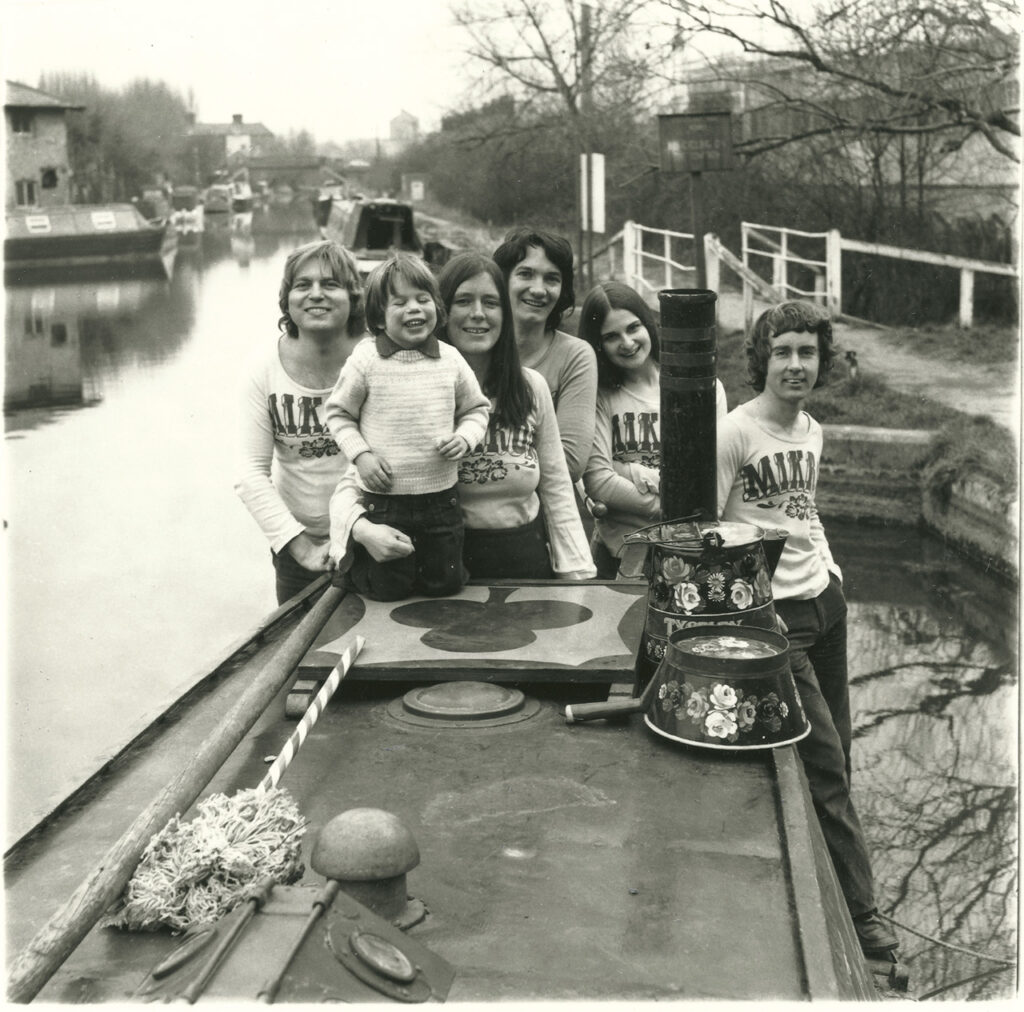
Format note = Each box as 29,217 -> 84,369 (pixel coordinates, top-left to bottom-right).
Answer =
235,239 -> 366,603
580,280 -> 726,578
492,226 -> 597,484
327,252 -> 595,581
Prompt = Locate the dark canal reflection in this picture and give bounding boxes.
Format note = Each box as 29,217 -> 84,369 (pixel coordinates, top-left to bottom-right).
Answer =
3,201 -> 1018,1000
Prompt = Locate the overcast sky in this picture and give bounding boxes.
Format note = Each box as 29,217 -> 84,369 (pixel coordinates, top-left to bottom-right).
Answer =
4,0 -> 473,142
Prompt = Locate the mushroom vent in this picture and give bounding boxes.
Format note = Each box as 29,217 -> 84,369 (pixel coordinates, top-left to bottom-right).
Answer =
386,680 -> 541,729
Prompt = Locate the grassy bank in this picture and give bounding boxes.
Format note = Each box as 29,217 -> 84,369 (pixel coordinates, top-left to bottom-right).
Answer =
881,322 -> 1018,366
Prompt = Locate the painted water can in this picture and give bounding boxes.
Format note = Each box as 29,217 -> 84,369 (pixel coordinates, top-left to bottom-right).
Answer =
644,626 -> 809,750
624,517 -> 787,691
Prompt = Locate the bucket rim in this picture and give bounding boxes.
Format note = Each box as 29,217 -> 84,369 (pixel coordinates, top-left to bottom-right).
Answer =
623,516 -> 768,549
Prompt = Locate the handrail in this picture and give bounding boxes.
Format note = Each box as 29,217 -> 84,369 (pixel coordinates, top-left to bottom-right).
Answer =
840,237 -> 1018,277
745,222 -> 831,242
635,224 -> 693,242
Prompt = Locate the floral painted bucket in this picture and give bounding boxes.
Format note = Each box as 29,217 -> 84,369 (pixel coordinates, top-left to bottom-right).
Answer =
623,518 -> 786,691
644,626 -> 809,750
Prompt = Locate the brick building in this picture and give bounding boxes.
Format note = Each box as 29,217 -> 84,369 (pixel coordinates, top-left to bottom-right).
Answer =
5,80 -> 83,209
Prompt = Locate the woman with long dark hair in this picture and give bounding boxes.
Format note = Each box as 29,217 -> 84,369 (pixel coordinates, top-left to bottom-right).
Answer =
328,252 -> 594,581
580,280 -> 727,578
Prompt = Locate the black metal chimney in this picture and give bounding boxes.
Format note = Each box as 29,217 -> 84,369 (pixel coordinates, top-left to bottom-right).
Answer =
657,289 -> 718,521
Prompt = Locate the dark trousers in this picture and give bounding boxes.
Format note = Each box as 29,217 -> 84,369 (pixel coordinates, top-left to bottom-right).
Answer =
463,513 -> 554,580
272,548 -> 321,606
775,573 -> 877,918
348,485 -> 466,602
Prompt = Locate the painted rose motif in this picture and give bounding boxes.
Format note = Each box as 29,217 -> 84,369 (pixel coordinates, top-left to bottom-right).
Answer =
706,571 -> 727,602
730,579 -> 754,610
646,639 -> 667,661
709,683 -> 737,709
685,690 -> 709,720
659,680 -> 685,712
756,693 -> 786,732
674,582 -> 702,613
737,697 -> 758,729
705,709 -> 738,738
661,556 -> 693,584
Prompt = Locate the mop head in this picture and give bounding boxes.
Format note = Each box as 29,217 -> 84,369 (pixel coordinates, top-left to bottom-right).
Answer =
102,787 -> 307,933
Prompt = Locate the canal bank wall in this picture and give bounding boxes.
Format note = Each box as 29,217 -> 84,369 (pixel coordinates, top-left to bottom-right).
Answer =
819,424 -> 1019,582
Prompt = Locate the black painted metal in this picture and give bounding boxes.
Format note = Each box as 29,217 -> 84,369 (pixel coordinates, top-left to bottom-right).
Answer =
657,288 -> 719,521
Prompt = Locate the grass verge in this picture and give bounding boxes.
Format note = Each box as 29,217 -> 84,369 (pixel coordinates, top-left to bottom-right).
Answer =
880,322 -> 1018,366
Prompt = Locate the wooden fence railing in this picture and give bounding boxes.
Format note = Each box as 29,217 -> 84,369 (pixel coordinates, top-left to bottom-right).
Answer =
587,220 -> 1017,329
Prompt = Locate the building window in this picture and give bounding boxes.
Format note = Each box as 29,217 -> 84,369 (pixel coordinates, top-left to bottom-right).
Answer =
51,323 -> 68,347
41,168 -> 58,189
11,110 -> 33,134
15,179 -> 38,206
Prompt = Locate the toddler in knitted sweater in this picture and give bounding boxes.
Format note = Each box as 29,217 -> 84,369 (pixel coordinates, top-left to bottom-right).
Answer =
325,253 -> 490,600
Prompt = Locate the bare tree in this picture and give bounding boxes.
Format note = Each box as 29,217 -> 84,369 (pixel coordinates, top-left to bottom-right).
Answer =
659,0 -> 1020,161
450,0 -> 664,125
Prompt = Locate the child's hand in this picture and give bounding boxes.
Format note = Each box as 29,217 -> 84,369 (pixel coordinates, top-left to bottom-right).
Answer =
355,451 -> 393,492
436,434 -> 469,460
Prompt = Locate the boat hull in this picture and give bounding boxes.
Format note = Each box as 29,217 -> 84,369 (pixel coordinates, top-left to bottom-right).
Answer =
4,581 -> 878,1002
4,205 -> 175,277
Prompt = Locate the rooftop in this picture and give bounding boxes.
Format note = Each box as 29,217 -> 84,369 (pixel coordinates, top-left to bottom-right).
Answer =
5,79 -> 84,110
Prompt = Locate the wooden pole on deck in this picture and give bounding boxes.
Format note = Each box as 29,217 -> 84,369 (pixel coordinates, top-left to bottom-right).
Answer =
6,584 -> 346,1004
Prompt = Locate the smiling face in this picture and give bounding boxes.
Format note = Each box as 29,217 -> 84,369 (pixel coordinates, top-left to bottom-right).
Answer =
507,245 -> 562,332
600,308 -> 653,374
384,276 -> 438,348
446,273 -> 503,360
763,330 -> 821,404
286,255 -> 351,338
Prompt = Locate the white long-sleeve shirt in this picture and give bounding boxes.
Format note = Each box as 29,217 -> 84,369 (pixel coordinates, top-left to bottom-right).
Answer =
716,401 -> 841,601
234,340 -> 346,553
584,379 -> 727,558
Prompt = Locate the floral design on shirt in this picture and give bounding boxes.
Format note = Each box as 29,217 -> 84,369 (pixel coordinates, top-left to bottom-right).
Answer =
298,437 -> 340,459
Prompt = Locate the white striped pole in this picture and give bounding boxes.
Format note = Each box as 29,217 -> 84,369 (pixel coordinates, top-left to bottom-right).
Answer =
257,635 -> 365,794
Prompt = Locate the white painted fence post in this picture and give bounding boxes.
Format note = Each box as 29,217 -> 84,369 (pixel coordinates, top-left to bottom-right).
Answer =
825,229 -> 842,316
959,268 -> 974,328
705,233 -> 720,294
664,231 -> 672,289
623,220 -> 637,291
742,222 -> 754,330
777,229 -> 788,297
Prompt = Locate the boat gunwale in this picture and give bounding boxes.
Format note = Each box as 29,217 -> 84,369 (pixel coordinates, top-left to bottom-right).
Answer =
3,576 -> 330,861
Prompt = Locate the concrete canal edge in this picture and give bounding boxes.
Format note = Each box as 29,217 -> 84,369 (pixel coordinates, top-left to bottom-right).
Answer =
818,424 -> 1019,582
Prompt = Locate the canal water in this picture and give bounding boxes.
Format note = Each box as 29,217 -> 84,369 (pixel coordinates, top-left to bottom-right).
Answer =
3,203 -> 1017,999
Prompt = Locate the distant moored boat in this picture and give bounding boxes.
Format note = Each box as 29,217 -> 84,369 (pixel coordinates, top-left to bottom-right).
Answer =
4,204 -> 176,277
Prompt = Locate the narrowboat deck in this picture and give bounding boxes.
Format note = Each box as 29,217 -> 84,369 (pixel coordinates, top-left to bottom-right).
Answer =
4,580 -> 876,1001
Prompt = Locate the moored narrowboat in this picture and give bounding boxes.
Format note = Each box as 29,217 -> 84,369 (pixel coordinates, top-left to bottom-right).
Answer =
4,574 -> 882,1003
4,203 -> 176,277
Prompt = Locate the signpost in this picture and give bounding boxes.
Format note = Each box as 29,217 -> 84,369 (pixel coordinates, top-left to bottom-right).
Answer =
580,151 -> 606,288
657,112 -> 735,289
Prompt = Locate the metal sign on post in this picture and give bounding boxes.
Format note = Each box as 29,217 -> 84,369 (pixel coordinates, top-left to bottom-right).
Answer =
658,112 -> 735,173
657,112 -> 735,288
